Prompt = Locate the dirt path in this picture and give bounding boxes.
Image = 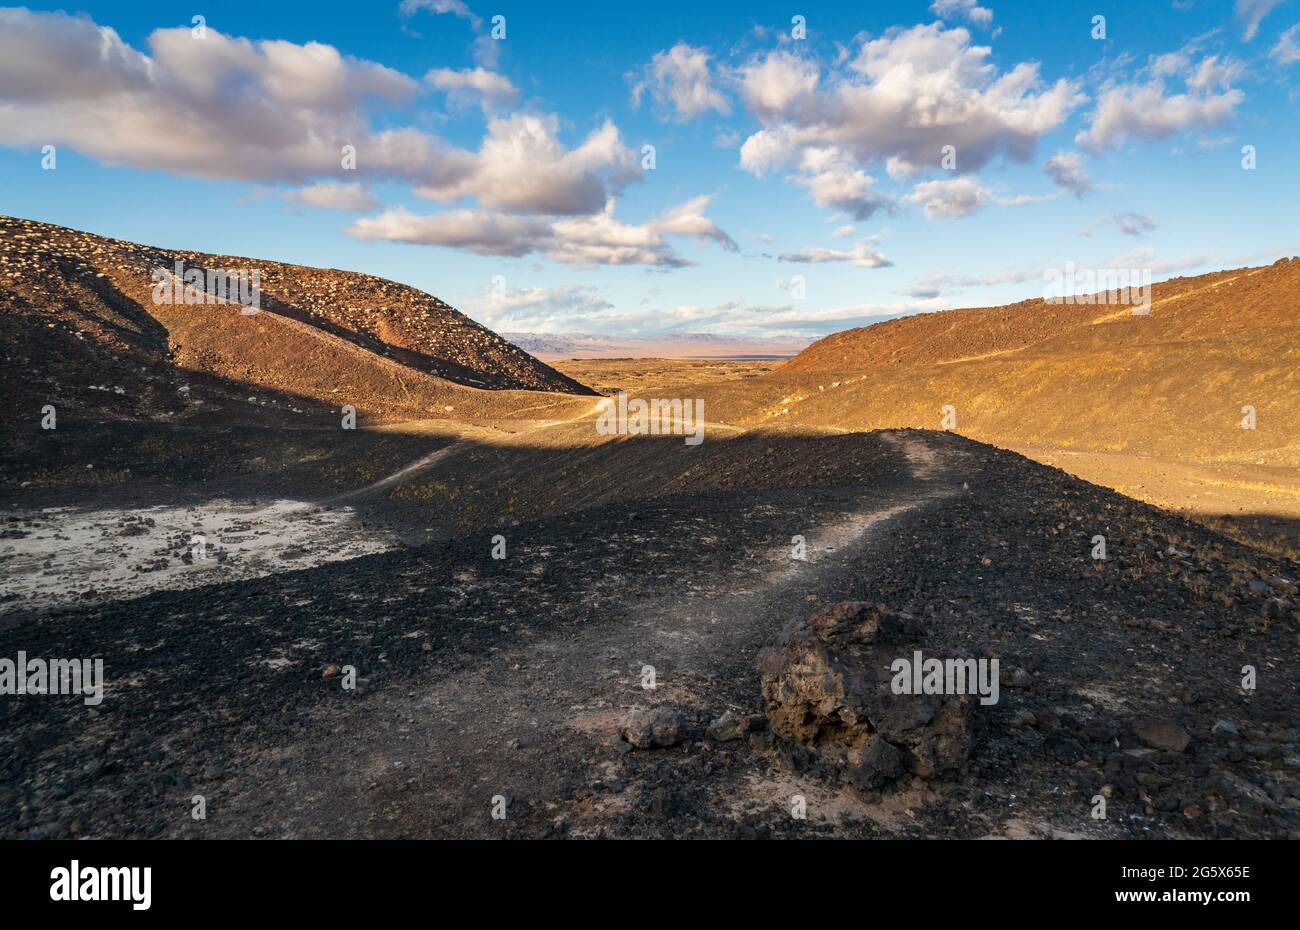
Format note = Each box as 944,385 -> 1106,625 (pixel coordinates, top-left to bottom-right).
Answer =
6,428 -> 1298,840
329,397 -> 613,503
194,431 -> 960,838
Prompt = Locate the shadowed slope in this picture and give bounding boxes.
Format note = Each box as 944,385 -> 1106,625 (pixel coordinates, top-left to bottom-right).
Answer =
0,215 -> 594,426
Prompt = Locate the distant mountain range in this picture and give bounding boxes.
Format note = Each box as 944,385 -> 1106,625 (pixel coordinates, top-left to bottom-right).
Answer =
501,331 -> 813,360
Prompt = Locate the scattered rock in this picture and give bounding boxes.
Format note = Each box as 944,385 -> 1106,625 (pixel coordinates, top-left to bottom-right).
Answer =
706,711 -> 750,742
1211,720 -> 1240,739
621,705 -> 688,749
1132,717 -> 1191,753
1010,709 -> 1037,729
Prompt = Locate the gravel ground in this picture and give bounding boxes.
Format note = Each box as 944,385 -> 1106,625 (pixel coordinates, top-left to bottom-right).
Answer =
1,430 -> 1297,839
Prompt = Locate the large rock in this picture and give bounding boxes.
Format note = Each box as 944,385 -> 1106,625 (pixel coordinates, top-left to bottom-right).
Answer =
621,705 -> 689,749
757,601 -> 976,785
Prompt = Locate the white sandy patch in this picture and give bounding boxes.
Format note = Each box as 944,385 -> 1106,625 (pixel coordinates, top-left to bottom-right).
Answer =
0,499 -> 400,616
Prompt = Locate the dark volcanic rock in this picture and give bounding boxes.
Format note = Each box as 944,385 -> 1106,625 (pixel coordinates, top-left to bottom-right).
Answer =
706,711 -> 751,743
621,706 -> 689,749
1132,717 -> 1192,753
758,601 -> 976,786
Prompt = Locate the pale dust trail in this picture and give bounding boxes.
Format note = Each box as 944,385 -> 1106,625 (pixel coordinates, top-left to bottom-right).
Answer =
211,434 -> 957,837
326,396 -> 609,504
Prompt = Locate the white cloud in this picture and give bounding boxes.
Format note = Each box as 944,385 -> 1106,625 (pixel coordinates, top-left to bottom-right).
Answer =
425,67 -> 518,109
632,43 -> 730,120
399,0 -> 481,28
778,239 -> 892,269
736,50 -> 820,125
1272,24 -> 1300,64
348,195 -> 735,267
832,224 -> 856,238
473,284 -> 613,331
348,207 -> 549,257
904,177 -> 988,219
1235,0 -> 1283,40
0,8 -> 650,230
930,0 -> 994,27
412,114 -> 640,215
1076,52 -> 1244,150
0,9 -> 486,188
993,191 -> 1059,207
885,156 -> 919,180
1043,150 -> 1094,197
649,195 -> 739,251
478,296 -> 943,340
792,147 -> 893,219
737,24 -> 1083,216
283,182 -> 379,212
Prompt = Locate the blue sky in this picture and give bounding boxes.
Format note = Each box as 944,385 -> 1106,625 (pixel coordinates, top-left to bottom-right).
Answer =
1,0 -> 1297,339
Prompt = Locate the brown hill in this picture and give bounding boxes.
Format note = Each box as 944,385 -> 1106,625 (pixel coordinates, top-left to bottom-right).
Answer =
782,264 -> 1297,372
0,215 -> 594,427
763,260 -> 1300,467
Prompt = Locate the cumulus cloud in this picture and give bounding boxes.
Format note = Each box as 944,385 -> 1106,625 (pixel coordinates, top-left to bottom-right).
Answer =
412,114 -> 640,215
832,225 -> 855,238
736,24 -> 1081,219
791,147 -> 894,220
0,8 -> 489,187
1272,24 -> 1300,64
425,66 -> 518,109
650,195 -> 739,251
778,239 -> 892,269
0,8 -> 644,230
1043,151 -> 1094,197
347,195 -> 735,267
1075,52 -> 1244,150
736,50 -> 820,126
1235,0 -> 1283,40
904,177 -> 988,219
399,0 -> 481,28
632,43 -> 730,120
930,0 -> 994,27
348,207 -> 548,257
282,182 -> 379,212
739,24 -> 1082,180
